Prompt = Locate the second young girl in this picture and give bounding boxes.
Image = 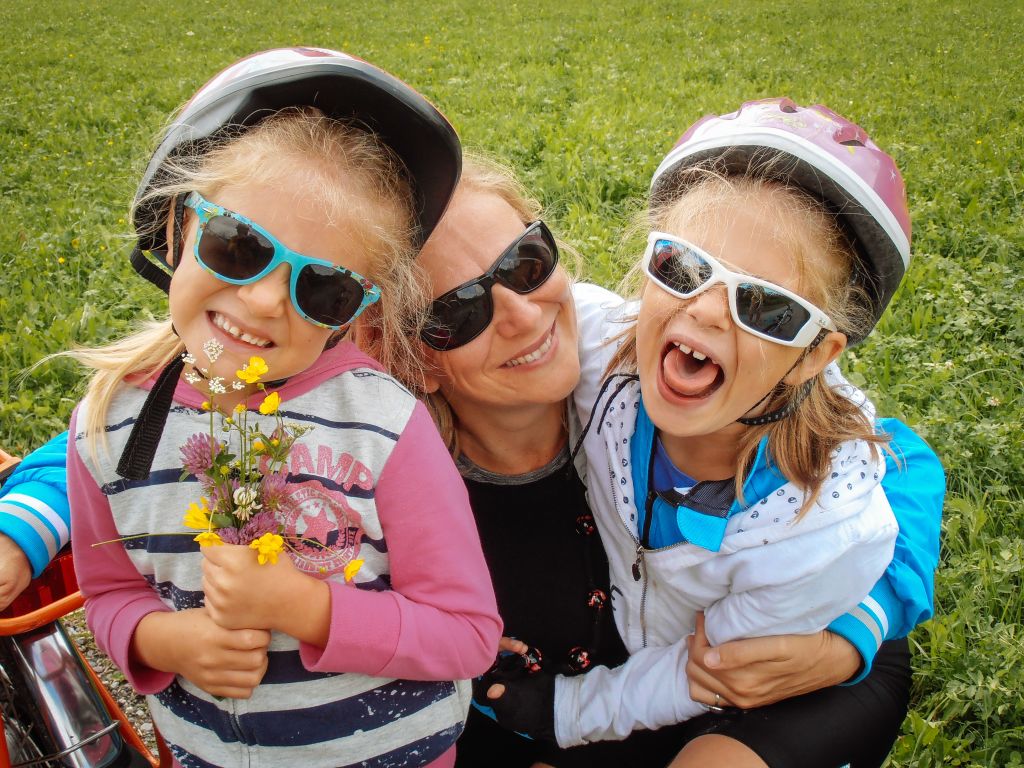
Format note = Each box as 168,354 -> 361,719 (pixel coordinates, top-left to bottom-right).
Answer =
480,98 -> 933,766
68,48 -> 500,768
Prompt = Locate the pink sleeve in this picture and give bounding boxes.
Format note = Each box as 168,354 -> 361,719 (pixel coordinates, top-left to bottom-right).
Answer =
68,409 -> 174,694
300,402 -> 501,679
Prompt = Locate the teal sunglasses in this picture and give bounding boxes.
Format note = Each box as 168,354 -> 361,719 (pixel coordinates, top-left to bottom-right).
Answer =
183,191 -> 381,329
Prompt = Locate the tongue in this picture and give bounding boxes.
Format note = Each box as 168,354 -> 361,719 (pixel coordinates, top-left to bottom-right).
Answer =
662,347 -> 721,397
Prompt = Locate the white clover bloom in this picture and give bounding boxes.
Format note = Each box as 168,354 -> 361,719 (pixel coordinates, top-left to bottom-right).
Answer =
202,339 -> 224,363
233,485 -> 263,521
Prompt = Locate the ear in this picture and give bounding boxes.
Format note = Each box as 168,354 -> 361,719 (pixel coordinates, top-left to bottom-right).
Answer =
420,348 -> 444,395
784,331 -> 847,387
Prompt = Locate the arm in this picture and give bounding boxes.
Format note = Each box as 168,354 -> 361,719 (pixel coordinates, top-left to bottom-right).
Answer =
826,417 -> 944,682
0,432 -> 70,580
299,402 -> 502,680
69,413 -> 270,698
68,415 -> 176,694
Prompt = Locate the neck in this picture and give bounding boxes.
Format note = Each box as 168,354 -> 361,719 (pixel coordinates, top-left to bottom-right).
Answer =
454,400 -> 568,475
659,424 -> 745,482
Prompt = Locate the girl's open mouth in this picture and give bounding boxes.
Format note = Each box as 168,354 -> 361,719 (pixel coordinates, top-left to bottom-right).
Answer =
660,340 -> 725,399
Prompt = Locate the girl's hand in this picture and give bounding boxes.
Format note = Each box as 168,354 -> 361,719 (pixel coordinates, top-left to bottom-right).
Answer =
499,636 -> 528,655
0,533 -> 32,611
132,608 -> 270,699
202,543 -> 331,645
686,611 -> 861,709
202,543 -> 301,630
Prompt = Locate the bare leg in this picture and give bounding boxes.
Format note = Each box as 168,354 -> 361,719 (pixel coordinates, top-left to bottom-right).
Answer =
669,734 -> 769,768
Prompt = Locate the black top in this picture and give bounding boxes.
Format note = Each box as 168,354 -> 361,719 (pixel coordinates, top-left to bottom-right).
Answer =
461,452 -> 628,675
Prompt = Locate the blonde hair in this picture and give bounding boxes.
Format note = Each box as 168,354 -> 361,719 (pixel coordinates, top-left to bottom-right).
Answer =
607,169 -> 886,514
422,152 -> 579,456
72,109 -> 422,457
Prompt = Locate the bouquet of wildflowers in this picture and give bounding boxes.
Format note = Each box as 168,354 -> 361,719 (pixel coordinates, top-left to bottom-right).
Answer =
179,339 -> 311,566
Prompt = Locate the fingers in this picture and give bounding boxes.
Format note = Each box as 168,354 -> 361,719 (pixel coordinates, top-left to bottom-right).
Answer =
487,682 -> 506,700
499,636 -> 528,654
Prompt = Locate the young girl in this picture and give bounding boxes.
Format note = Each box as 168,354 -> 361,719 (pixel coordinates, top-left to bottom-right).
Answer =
67,48 -> 500,768
485,99 -> 924,761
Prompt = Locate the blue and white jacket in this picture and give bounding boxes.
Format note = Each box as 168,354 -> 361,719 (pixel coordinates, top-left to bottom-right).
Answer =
552,284 -> 943,746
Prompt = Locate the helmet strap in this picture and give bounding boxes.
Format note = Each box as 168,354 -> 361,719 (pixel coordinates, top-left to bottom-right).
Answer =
736,330 -> 827,427
116,354 -> 186,480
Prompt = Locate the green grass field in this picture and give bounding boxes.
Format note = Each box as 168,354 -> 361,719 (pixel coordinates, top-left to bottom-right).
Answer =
1,1 -> 1022,765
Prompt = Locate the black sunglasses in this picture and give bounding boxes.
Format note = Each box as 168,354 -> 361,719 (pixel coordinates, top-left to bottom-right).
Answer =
420,221 -> 559,351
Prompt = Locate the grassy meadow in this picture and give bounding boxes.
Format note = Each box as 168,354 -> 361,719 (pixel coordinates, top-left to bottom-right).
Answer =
1,1 -> 1022,765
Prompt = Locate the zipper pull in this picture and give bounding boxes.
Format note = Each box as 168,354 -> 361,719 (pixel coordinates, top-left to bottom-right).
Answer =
632,545 -> 643,581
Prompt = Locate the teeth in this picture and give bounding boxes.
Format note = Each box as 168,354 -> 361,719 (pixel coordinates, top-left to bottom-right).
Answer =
673,341 -> 707,361
506,331 -> 553,367
213,313 -> 271,347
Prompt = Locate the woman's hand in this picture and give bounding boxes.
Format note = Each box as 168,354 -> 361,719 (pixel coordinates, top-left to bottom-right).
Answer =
686,612 -> 861,709
202,543 -> 330,645
131,608 -> 270,699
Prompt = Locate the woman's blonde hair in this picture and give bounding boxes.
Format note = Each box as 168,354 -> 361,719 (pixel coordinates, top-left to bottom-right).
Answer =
421,151 -> 579,456
606,168 -> 886,514
73,108 -> 423,456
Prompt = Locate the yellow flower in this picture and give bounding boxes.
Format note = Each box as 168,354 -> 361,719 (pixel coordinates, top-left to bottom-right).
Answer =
252,439 -> 266,453
234,403 -> 246,413
259,391 -> 281,415
237,357 -> 269,384
343,559 -> 364,582
201,401 -> 211,411
183,498 -> 212,530
271,438 -> 280,447
219,466 -> 231,475
249,533 -> 285,565
194,531 -> 223,547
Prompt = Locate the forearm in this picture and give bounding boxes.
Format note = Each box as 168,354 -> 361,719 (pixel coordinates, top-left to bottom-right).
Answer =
554,640 -> 702,747
301,403 -> 501,680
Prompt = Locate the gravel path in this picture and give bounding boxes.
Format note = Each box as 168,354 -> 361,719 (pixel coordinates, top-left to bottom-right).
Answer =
62,609 -> 159,756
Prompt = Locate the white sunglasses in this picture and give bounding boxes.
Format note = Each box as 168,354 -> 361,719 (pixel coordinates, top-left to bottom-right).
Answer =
642,232 -> 836,347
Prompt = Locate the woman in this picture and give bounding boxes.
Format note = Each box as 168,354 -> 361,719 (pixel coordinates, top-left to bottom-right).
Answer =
0,156 -> 941,767
415,154 -> 941,768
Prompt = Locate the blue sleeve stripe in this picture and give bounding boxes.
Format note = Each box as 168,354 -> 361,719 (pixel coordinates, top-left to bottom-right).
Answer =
1,494 -> 69,546
862,595 -> 890,637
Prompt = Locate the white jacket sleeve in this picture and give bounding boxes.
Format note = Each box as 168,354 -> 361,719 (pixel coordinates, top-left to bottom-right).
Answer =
705,483 -> 898,645
554,638 -> 704,747
554,485 -> 897,746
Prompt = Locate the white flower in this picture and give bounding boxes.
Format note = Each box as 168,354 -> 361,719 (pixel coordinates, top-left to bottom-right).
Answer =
232,485 -> 263,521
183,371 -> 201,384
208,377 -> 226,395
181,352 -> 196,365
232,380 -> 246,391
986,396 -> 1001,407
202,339 -> 224,363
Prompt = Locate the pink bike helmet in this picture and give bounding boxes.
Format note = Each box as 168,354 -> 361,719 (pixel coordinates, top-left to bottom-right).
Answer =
649,97 -> 911,343
130,47 -> 461,292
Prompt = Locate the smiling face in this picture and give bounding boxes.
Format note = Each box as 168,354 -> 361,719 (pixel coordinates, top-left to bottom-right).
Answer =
168,172 -> 369,394
636,187 -> 841,456
418,189 -> 580,416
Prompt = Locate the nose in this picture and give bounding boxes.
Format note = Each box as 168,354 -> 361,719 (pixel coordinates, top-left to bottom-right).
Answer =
683,283 -> 731,330
490,283 -> 543,339
236,264 -> 291,319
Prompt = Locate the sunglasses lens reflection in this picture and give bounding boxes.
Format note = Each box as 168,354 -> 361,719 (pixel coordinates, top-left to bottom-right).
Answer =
199,216 -> 277,280
295,264 -> 367,327
735,283 -> 809,342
